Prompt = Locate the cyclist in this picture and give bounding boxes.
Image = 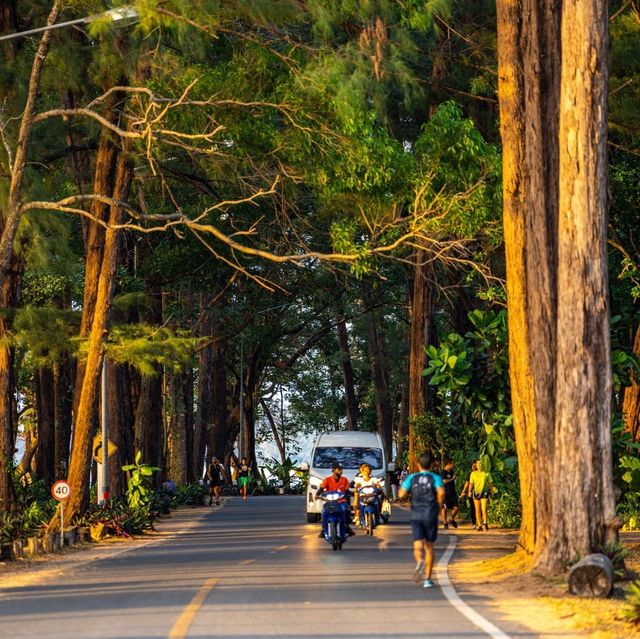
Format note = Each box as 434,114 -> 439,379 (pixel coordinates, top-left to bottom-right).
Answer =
316,463 -> 355,538
353,463 -> 382,527
398,452 -> 445,589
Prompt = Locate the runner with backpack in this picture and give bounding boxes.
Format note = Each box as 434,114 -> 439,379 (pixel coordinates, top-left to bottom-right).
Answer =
398,452 -> 445,589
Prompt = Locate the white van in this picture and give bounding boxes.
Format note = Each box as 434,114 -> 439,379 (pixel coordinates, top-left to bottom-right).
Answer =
301,430 -> 393,523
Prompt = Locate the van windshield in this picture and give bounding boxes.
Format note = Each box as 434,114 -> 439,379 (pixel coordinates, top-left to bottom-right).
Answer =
312,446 -> 383,470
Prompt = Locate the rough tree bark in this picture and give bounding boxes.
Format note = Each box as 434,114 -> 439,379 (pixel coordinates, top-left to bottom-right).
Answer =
194,295 -> 214,479
538,0 -> 617,572
497,0 -> 617,570
408,255 -> 436,470
208,333 -> 230,462
51,151 -> 133,528
336,316 -> 358,430
365,299 -> 393,460
623,323 -> 640,441
35,367 -> 56,484
0,1 -> 61,513
496,0 -> 560,557
53,354 -> 73,479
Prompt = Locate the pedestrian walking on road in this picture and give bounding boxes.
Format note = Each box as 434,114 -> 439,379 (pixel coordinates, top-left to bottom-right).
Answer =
398,452 -> 445,589
440,459 -> 459,528
469,459 -> 494,531
238,457 -> 250,500
460,461 -> 477,527
207,457 -> 225,506
389,463 -> 401,501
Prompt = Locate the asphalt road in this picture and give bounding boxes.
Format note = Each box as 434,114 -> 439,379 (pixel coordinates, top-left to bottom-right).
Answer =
0,496 -> 531,639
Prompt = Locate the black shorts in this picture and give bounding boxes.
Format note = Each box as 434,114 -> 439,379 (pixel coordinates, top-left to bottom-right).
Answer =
444,493 -> 459,509
473,491 -> 490,500
411,518 -> 438,543
209,479 -> 222,488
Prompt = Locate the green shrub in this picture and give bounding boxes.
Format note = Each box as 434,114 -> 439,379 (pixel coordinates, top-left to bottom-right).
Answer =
487,488 -> 521,529
175,482 -> 207,506
76,501 -> 153,537
624,579 -> 640,624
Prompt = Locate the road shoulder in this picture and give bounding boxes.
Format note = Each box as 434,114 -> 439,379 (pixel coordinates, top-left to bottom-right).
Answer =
449,525 -> 640,639
0,504 -> 213,591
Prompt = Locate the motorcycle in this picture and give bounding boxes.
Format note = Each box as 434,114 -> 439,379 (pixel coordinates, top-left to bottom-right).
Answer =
320,491 -> 349,551
357,485 -> 383,535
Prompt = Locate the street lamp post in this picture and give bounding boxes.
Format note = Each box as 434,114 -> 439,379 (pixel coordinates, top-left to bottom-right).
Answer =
0,7 -> 138,43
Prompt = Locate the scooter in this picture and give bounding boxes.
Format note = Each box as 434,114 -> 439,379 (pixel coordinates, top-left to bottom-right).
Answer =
320,491 -> 349,551
357,485 -> 382,535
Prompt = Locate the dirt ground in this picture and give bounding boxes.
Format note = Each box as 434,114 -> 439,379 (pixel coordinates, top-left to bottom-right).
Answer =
450,526 -> 640,639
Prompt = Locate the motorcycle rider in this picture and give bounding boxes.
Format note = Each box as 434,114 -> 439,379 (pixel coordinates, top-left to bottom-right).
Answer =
316,462 -> 355,538
353,463 -> 382,527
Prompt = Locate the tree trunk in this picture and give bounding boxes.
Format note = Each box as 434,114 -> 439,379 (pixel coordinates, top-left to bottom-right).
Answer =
54,354 -> 73,479
408,254 -> 436,470
496,0 -> 561,557
134,373 -> 163,486
35,367 -> 55,484
261,398 -> 286,463
51,152 -> 132,528
336,317 -> 358,430
538,0 -> 617,572
0,2 -> 61,513
107,361 -> 135,498
167,371 -> 189,486
623,323 -> 640,440
194,296 -> 214,479
209,334 -> 230,463
366,301 -> 393,460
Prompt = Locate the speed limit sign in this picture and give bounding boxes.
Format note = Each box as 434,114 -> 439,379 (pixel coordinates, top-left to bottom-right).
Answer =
51,480 -> 71,501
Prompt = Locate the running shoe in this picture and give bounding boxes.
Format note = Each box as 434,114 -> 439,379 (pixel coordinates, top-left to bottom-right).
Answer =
422,579 -> 435,589
443,522 -> 449,529
413,560 -> 425,585
483,522 -> 489,531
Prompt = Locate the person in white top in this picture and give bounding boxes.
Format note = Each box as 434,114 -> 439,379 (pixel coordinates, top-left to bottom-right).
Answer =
353,463 -> 382,526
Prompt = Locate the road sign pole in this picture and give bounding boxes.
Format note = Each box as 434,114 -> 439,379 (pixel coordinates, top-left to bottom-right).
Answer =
100,358 -> 110,505
60,501 -> 64,547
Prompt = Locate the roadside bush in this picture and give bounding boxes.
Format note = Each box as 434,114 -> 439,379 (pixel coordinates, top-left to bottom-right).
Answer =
175,482 -> 207,507
76,501 -> 153,537
624,579 -> 640,624
487,487 -> 521,529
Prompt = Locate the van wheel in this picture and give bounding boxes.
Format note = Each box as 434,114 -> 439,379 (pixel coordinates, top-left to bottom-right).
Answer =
306,513 -> 319,523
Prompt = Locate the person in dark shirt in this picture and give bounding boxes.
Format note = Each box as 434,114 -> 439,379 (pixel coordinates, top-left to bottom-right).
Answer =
398,452 -> 445,589
440,459 -> 459,529
389,463 -> 401,501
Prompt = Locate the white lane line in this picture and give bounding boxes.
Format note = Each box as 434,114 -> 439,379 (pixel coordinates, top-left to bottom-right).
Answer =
436,535 -> 512,639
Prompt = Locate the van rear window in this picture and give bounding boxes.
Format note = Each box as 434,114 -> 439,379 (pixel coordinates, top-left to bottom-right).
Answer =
312,447 -> 383,469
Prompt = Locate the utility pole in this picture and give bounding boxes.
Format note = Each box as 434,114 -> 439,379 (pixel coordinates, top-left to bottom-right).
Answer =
239,334 -> 244,459
98,358 -> 110,504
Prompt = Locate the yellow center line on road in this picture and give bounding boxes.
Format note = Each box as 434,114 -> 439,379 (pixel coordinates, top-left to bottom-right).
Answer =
275,545 -> 289,551
239,558 -> 256,565
168,577 -> 218,639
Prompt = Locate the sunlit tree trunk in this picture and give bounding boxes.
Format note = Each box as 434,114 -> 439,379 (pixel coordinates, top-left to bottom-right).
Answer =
496,0 -> 560,557
0,1 -> 61,513
623,323 -> 640,441
408,254 -> 435,470
538,0 -> 617,572
51,152 -> 132,528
